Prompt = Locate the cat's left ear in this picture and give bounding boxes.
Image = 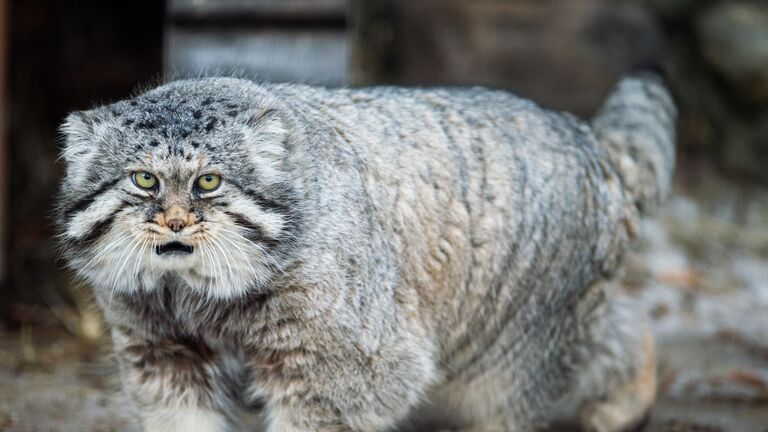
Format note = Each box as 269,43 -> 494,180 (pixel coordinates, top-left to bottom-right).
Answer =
244,108 -> 290,184
59,110 -> 99,186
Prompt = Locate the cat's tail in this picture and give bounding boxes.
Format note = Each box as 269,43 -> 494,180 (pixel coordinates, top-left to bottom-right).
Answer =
592,65 -> 677,214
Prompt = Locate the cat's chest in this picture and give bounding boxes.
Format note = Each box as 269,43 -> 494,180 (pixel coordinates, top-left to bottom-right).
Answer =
122,285 -> 275,344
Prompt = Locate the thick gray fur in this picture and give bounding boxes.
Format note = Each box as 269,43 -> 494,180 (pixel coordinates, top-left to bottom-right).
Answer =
56,72 -> 675,431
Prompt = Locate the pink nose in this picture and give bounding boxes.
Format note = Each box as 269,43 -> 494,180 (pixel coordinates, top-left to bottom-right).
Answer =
167,218 -> 186,232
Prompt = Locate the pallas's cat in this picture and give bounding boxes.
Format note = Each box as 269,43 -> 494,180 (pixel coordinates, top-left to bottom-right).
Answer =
57,70 -> 675,432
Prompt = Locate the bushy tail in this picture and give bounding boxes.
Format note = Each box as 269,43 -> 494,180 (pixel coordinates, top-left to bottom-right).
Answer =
592,67 -> 677,214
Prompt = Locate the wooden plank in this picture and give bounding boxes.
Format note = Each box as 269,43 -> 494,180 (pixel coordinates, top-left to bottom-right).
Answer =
0,0 -> 6,284
169,0 -> 348,21
165,27 -> 348,85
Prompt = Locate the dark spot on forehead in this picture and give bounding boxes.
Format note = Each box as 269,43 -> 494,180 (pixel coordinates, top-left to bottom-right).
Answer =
204,118 -> 218,132
136,120 -> 156,130
190,141 -> 200,148
192,110 -> 202,120
123,119 -> 134,126
185,154 -> 192,161
149,139 -> 159,147
227,110 -> 238,117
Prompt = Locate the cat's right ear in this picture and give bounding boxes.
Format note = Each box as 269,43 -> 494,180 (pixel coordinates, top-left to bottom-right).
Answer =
59,110 -> 97,186
243,108 -> 291,185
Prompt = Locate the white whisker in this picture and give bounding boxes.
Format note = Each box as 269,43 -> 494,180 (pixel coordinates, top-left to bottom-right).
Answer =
201,237 -> 223,296
218,226 -> 283,269
209,234 -> 239,288
108,233 -> 144,305
217,232 -> 260,278
132,237 -> 149,291
210,236 -> 237,295
199,238 -> 213,291
77,233 -> 133,278
150,233 -> 157,275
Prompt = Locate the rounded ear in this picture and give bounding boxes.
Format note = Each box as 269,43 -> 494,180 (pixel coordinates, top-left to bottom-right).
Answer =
59,110 -> 98,187
244,108 -> 290,184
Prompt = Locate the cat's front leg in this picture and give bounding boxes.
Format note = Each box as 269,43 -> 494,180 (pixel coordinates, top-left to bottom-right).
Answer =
251,338 -> 436,432
262,380 -> 423,432
112,329 -> 239,432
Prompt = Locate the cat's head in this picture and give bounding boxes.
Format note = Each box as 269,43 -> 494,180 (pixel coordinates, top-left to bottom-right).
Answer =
56,77 -> 301,299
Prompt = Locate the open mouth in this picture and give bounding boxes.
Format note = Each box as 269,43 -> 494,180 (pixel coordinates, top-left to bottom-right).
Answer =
155,241 -> 194,256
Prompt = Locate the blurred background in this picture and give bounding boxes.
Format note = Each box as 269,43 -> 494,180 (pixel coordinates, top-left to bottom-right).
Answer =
0,0 -> 767,431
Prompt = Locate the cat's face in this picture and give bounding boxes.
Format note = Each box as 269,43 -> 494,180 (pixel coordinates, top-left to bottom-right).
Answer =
57,78 -> 300,299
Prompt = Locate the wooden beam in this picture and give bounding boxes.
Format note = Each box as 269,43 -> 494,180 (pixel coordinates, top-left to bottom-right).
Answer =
0,0 -> 7,284
169,0 -> 348,22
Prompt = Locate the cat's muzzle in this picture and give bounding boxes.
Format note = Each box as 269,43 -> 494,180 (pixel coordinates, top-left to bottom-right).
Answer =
155,241 -> 194,256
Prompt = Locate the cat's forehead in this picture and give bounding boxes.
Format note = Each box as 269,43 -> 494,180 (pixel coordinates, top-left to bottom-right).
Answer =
109,87 -> 248,140
138,148 -> 209,175
96,83 -> 257,166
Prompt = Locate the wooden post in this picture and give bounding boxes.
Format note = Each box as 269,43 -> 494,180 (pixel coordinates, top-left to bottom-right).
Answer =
0,0 -> 7,284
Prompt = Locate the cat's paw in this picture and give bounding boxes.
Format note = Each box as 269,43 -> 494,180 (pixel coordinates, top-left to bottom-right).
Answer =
579,330 -> 656,432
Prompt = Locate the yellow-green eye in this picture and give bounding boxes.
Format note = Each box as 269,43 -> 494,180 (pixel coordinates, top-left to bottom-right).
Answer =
132,171 -> 157,190
196,173 -> 221,191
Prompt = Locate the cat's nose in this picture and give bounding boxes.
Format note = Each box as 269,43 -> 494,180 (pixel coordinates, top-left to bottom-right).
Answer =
160,204 -> 193,233
167,218 -> 186,232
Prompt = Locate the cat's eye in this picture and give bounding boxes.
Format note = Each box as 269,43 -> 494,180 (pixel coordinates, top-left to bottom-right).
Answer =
196,173 -> 221,192
132,171 -> 158,190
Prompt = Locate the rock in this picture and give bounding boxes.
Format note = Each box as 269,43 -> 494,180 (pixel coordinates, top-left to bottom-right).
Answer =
696,2 -> 768,104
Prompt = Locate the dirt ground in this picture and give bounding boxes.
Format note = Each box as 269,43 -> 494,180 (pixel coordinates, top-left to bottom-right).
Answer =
1,169 -> 766,432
